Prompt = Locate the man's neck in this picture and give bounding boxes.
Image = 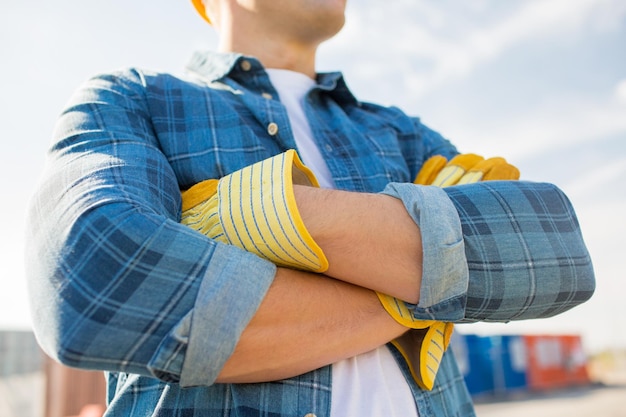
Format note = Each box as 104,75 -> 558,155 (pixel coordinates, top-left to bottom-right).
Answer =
218,29 -> 318,78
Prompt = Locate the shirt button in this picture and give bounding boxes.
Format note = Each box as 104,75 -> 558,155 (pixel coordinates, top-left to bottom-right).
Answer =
240,60 -> 252,71
267,122 -> 279,136
261,92 -> 273,100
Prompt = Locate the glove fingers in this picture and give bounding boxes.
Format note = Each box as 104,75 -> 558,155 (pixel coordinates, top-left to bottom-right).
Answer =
181,179 -> 219,212
456,157 -> 507,185
414,155 -> 448,185
483,163 -> 520,181
431,153 -> 484,187
181,180 -> 229,242
182,194 -> 225,240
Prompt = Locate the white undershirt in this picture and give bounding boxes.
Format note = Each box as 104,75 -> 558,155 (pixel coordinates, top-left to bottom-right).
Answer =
266,68 -> 419,417
266,69 -> 336,189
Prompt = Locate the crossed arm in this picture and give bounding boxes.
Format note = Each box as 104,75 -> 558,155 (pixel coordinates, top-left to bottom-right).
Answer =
218,268 -> 407,382
217,179 -> 596,382
218,186 -> 421,382
293,185 -> 424,303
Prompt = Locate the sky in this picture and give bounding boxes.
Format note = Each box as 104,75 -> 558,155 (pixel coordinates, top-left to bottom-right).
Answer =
1,0 -> 625,355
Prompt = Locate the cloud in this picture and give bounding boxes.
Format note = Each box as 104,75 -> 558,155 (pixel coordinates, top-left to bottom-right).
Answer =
437,85 -> 626,162
616,79 -> 626,103
529,96 -> 623,156
563,157 -> 626,201
324,0 -> 626,99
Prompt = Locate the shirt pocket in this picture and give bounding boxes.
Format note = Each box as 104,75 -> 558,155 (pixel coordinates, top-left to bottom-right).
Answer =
359,126 -> 412,190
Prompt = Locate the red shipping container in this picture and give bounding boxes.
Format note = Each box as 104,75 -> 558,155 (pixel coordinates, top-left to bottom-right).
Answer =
523,334 -> 590,391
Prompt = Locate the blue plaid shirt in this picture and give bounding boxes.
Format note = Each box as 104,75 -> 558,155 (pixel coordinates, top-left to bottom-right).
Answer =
26,51 -> 595,417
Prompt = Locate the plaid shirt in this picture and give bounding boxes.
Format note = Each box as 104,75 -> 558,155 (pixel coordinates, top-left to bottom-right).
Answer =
26,51 -> 595,417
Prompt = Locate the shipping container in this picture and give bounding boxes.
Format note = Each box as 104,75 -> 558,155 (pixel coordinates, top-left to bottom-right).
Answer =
452,332 -> 589,397
523,334 -> 590,391
451,333 -> 495,396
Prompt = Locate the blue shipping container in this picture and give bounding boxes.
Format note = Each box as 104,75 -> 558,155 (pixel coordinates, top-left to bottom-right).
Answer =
451,333 -> 528,396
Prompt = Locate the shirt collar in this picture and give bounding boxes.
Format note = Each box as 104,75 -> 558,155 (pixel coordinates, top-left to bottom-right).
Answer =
185,50 -> 358,105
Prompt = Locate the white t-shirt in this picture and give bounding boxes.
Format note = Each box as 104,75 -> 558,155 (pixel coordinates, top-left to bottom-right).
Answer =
266,68 -> 419,417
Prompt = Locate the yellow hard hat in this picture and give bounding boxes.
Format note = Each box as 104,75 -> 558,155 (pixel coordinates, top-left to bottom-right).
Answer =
191,0 -> 211,24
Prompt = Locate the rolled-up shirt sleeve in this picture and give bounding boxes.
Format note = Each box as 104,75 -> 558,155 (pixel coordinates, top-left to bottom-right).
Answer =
25,70 -> 276,386
381,180 -> 595,323
381,183 -> 469,320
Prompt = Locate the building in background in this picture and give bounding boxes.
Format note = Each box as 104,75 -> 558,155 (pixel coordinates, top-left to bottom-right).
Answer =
0,330 -> 106,417
0,330 -> 45,417
43,356 -> 106,417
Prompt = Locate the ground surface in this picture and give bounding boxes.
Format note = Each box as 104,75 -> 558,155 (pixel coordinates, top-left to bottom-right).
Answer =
474,349 -> 626,417
474,383 -> 626,417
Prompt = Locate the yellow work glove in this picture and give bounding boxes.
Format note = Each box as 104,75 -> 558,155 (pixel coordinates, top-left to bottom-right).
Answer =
181,150 -> 329,273
416,153 -> 520,186
378,153 -> 520,391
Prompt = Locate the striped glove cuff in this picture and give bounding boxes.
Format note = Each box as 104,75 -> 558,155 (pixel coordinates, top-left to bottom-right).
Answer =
182,150 -> 329,273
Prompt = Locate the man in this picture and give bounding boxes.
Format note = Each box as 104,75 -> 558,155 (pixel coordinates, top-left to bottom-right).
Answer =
25,1 -> 595,416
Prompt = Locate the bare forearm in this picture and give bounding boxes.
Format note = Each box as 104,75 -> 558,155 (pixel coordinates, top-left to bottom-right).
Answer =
293,185 -> 423,303
216,267 -> 407,383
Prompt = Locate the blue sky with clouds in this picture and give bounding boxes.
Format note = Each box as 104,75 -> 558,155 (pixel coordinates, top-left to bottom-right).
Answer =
1,0 -> 625,354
